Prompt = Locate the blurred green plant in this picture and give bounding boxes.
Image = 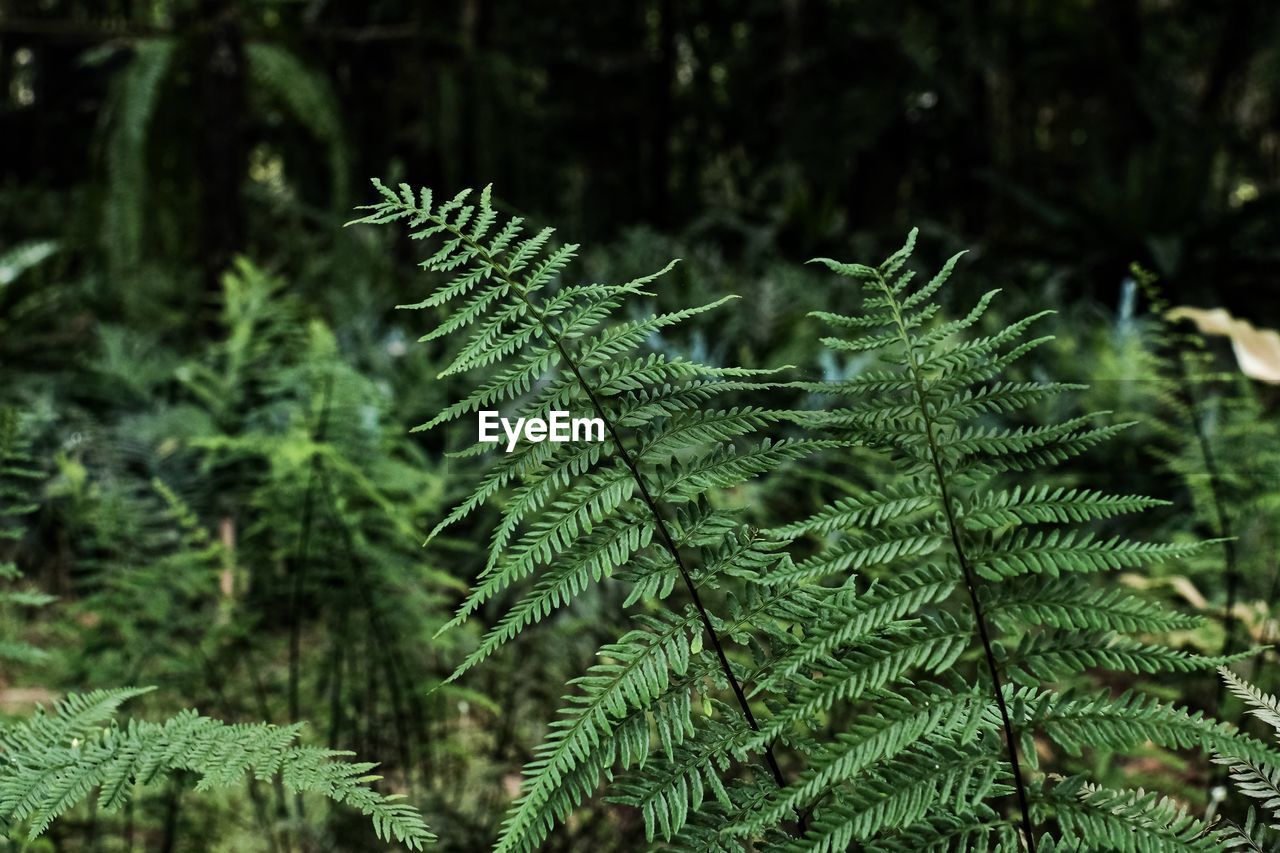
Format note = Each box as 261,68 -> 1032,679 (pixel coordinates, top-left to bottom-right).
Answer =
0,406 -> 432,848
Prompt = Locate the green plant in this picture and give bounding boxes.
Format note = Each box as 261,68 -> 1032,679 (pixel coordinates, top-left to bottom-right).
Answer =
0,407 -> 53,671
361,183 -> 1271,851
708,230 -> 1271,851
351,181 -> 836,850
1125,269 -> 1280,743
0,687 -> 433,847
0,402 -> 434,848
1133,266 -> 1248,660
1214,668 -> 1280,849
0,242 -> 66,392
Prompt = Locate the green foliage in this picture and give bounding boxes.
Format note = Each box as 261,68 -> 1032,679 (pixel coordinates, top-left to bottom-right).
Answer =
1121,268 -> 1280,737
246,42 -> 349,204
0,241 -> 59,290
1132,268 -> 1249,642
99,38 -> 174,280
1213,669 -> 1280,849
1045,780 -> 1229,852
361,184 -> 1254,851
0,687 -> 433,847
0,297 -> 439,848
0,241 -> 65,399
11,4 -> 1280,848
717,230 -> 1254,850
352,180 -> 837,851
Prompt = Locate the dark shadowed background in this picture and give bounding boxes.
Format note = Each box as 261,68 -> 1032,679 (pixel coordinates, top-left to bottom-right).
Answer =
4,1 -> 1279,324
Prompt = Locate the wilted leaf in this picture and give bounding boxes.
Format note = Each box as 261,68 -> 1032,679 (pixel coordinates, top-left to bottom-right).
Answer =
1167,305 -> 1280,383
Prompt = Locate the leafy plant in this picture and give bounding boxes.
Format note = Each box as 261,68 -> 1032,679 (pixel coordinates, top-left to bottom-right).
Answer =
1215,668 -> 1280,849
717,230 -> 1265,850
360,183 -> 1268,851
0,687 -> 433,847
0,401 -> 433,847
351,180 -> 835,850
1132,266 -> 1249,661
0,407 -> 53,670
1125,268 -> 1280,748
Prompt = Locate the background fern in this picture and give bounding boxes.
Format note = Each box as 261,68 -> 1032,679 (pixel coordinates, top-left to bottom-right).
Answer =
0,687 -> 433,847
1213,668 -> 1280,850
703,231 -> 1266,851
0,407 -> 53,671
0,320 -> 438,848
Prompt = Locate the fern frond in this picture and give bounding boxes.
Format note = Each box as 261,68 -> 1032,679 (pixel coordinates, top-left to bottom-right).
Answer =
357,182 -> 841,848
765,526 -> 944,586
747,614 -> 973,748
752,564 -> 958,691
607,712 -> 750,841
863,803 -> 1018,851
727,685 -> 986,839
1214,752 -> 1280,820
1017,687 -> 1280,766
960,486 -> 1170,529
1046,778 -> 1227,852
1221,666 -> 1280,737
971,530 -> 1208,581
0,690 -> 433,847
1002,631 -> 1253,686
766,230 -> 1227,850
0,408 -> 51,668
772,740 -> 1007,853
984,578 -> 1202,634
493,619 -> 702,852
767,481 -> 935,539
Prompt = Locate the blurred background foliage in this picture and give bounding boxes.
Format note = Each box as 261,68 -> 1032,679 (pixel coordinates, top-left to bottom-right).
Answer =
2,0 -> 1280,849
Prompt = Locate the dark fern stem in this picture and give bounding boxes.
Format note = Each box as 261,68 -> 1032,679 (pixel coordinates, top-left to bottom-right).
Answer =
287,371 -> 333,731
316,464 -> 426,785
880,272 -> 1037,852
1167,339 -> 1242,782
439,217 -> 801,829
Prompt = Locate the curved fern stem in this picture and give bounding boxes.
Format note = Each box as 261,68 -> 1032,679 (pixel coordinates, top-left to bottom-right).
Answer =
1157,313 -> 1241,800
1172,352 -> 1240,654
556,336 -> 796,796
427,210 -> 799,826
1141,273 -> 1242,709
877,270 -> 1038,852
287,371 -> 332,730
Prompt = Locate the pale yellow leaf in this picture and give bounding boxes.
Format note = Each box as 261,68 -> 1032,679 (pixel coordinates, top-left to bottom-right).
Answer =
1167,305 -> 1280,383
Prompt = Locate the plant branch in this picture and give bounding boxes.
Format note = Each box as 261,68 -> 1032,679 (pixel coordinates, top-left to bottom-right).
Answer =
427,211 -> 800,830
1174,353 -> 1239,657
287,373 -> 333,728
881,273 -> 1037,852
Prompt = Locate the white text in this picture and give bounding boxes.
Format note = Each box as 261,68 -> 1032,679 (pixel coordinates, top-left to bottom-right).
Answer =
478,411 -> 606,452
